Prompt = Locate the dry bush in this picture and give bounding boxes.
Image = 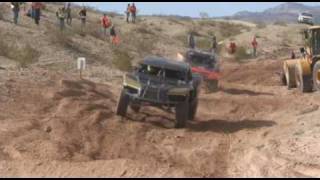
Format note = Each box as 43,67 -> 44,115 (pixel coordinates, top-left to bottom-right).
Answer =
219,22 -> 250,38
122,29 -> 157,56
133,26 -> 155,35
198,20 -> 216,27
0,34 -> 40,68
0,3 -> 9,20
274,21 -> 287,26
167,17 -> 185,26
112,48 -> 132,71
46,23 -> 77,49
234,46 -> 251,61
255,21 -> 267,29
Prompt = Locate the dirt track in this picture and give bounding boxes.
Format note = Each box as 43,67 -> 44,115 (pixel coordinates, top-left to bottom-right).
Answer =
1,58 -> 320,177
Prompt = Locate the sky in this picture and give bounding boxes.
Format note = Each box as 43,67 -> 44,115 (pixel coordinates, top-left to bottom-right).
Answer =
75,2 -> 320,18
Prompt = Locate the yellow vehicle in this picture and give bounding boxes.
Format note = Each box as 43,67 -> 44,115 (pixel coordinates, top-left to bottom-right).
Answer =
282,26 -> 320,93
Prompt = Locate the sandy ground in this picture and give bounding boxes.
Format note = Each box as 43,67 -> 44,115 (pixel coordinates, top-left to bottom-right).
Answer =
0,58 -> 320,177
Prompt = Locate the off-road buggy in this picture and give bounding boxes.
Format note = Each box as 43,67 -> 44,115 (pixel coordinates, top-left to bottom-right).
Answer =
184,49 -> 220,92
116,56 -> 202,128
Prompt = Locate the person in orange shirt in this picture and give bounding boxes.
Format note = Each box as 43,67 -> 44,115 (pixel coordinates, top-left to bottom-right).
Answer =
110,25 -> 120,45
251,36 -> 258,57
130,3 -> 137,23
229,41 -> 237,54
101,14 -> 111,39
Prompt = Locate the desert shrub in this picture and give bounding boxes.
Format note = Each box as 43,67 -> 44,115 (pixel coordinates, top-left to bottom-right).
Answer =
234,46 -> 251,61
0,35 -> 40,68
0,3 -> 9,20
112,48 -> 132,71
198,20 -> 216,27
274,21 -> 287,26
219,22 -> 250,38
255,21 -> 267,29
134,26 -> 155,35
122,29 -> 157,56
175,34 -> 188,47
154,26 -> 162,32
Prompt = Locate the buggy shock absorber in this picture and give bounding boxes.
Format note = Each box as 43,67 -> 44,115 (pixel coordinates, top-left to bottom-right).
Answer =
142,79 -> 150,98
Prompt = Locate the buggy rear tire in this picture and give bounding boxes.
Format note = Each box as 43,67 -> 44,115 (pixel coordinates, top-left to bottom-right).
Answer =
175,100 -> 189,128
116,89 -> 130,117
189,98 -> 198,121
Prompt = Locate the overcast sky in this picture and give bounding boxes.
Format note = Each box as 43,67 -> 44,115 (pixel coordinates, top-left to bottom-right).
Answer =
74,2 -> 320,17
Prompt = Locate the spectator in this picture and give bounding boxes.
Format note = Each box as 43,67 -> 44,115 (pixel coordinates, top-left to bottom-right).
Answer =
130,3 -> 137,23
188,32 -> 195,49
110,25 -> 120,45
11,2 -> 22,25
79,7 -> 87,32
229,41 -> 237,54
33,2 -> 44,25
101,13 -> 111,39
66,3 -> 72,26
211,35 -> 217,53
56,7 -> 66,31
125,4 -> 130,23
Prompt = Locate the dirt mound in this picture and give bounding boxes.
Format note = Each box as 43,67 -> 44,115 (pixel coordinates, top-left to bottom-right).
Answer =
0,77 -> 116,162
221,60 -> 283,86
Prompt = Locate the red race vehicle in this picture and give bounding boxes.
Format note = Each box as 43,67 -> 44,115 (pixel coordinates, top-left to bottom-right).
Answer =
184,49 -> 220,92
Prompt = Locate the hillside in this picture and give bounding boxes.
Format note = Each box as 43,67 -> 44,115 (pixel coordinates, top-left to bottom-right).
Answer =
0,2 -> 320,178
226,2 -> 320,24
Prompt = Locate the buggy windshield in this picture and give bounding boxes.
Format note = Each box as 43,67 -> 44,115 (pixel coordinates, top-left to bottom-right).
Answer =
138,64 -> 187,81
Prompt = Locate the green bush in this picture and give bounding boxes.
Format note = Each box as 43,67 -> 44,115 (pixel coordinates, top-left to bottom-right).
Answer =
112,49 -> 132,72
0,35 -> 40,68
219,22 -> 250,38
134,26 -> 155,35
274,21 -> 287,26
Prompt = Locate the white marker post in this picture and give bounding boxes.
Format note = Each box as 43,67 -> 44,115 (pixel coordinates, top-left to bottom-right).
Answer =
77,57 -> 86,79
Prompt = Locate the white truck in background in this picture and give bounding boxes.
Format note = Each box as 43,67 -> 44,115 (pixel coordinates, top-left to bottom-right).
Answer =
298,12 -> 313,25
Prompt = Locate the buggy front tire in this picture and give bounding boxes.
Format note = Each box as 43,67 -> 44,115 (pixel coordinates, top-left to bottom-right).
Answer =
116,89 -> 130,117
175,100 -> 189,128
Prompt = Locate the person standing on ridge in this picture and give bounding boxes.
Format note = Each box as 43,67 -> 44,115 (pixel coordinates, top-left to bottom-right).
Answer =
125,4 -> 130,23
66,2 -> 72,26
79,7 -> 87,33
188,32 -> 195,49
110,25 -> 120,45
211,35 -> 217,53
33,2 -> 44,25
56,7 -> 66,31
101,13 -> 111,39
251,36 -> 258,57
130,3 -> 137,23
11,2 -> 21,25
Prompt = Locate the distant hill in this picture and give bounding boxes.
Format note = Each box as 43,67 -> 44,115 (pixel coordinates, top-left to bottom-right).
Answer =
224,2 -> 320,24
